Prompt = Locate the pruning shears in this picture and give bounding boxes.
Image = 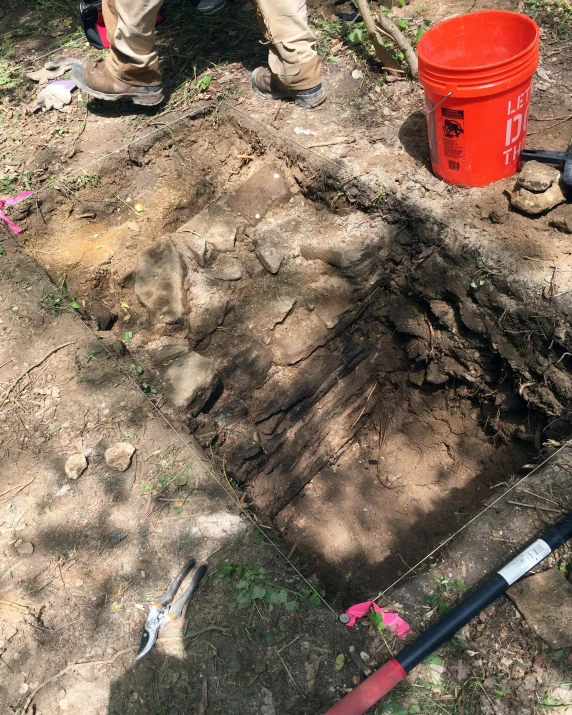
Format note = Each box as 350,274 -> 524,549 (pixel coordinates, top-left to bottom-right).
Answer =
135,559 -> 207,661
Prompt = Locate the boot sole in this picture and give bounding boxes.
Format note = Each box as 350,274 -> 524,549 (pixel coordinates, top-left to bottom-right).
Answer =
72,66 -> 164,106
251,73 -> 326,109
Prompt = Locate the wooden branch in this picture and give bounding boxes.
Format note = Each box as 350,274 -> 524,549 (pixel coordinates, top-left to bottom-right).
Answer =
4,342 -> 75,397
375,8 -> 419,78
354,0 -> 401,74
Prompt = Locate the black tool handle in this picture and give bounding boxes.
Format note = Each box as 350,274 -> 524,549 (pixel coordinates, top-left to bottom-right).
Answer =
397,512 -> 572,673
521,149 -> 569,166
156,559 -> 196,606
564,160 -> 572,186
170,564 -> 208,619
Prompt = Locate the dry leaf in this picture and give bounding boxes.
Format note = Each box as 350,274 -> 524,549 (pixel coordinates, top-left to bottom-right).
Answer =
334,654 -> 345,671
455,659 -> 470,683
305,651 -> 320,692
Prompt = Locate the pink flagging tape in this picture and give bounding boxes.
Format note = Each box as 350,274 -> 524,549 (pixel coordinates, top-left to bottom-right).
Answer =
344,601 -> 413,639
0,191 -> 34,234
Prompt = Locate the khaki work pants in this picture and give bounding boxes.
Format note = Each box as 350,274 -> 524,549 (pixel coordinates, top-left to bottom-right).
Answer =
103,0 -> 321,90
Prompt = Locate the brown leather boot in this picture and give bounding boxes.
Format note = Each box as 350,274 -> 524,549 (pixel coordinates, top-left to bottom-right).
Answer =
72,60 -> 164,106
251,67 -> 326,109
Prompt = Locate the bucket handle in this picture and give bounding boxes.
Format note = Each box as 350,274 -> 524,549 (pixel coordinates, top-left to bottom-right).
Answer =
426,90 -> 453,114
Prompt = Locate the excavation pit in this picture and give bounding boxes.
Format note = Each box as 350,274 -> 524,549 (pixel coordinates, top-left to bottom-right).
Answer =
17,109 -> 572,600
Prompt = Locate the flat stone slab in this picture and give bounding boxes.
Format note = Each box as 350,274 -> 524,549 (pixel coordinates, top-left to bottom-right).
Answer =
226,166 -> 291,223
272,309 -> 329,365
134,238 -> 185,325
163,351 -> 220,415
508,569 -> 572,648
177,203 -> 238,263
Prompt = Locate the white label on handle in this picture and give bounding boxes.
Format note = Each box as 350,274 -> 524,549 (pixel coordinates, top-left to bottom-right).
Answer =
497,539 -> 551,586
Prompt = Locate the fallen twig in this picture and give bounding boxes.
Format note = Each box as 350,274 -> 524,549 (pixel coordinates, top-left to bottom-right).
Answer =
23,646 -> 136,712
507,500 -> 563,514
354,0 -> 401,74
0,477 -> 35,503
4,342 -> 75,397
307,137 -> 356,148
528,113 -> 572,135
375,8 -> 419,77
277,652 -> 307,699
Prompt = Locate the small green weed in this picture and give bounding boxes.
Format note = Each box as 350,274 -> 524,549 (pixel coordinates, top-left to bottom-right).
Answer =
526,0 -> 572,38
426,577 -> 468,615
60,275 -> 81,309
0,174 -> 18,195
66,172 -> 100,190
129,363 -> 158,394
217,564 -> 323,611
0,238 -> 6,257
41,290 -> 65,314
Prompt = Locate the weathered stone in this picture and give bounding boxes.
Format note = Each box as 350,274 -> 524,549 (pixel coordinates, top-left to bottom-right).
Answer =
211,257 -> 242,281
408,369 -> 425,386
425,362 -> 449,385
65,453 -> 88,480
188,292 -> 229,342
152,344 -> 190,367
163,351 -> 220,414
512,182 -> 566,216
314,296 -> 352,329
389,299 -> 430,340
549,216 -> 572,234
15,542 -> 34,556
177,203 -> 238,259
508,569 -> 572,648
255,246 -> 283,274
231,340 -> 274,388
272,309 -> 329,365
517,160 -> 560,193
105,442 -> 135,472
269,296 -> 296,328
300,244 -> 366,270
134,239 -> 185,325
226,166 -> 291,223
429,300 -> 457,331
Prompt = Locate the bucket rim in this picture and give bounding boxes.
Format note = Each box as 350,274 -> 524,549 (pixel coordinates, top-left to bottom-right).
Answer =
418,10 -> 539,75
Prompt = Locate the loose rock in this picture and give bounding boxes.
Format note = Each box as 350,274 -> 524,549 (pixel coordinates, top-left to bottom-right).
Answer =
134,238 -> 185,325
163,351 -> 220,414
65,453 -> 88,480
255,246 -> 283,274
508,569 -> 572,648
105,442 -> 136,472
15,542 -> 34,556
518,160 -> 560,193
512,181 -> 566,216
211,256 -> 242,281
300,244 -> 366,270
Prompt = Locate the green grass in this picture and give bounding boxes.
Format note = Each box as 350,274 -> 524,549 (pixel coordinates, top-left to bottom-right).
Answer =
525,0 -> 572,38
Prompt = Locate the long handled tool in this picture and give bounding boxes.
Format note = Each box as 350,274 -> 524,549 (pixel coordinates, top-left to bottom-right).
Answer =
521,140 -> 572,186
325,512 -> 572,715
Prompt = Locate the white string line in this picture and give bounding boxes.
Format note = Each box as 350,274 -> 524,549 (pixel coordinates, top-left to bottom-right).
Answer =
2,103 -> 215,209
373,438 -> 572,601
12,280 -> 337,616
6,96 -> 570,608
1,33 -> 85,69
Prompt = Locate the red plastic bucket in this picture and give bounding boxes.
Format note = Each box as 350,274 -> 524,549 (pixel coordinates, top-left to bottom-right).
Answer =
417,11 -> 539,187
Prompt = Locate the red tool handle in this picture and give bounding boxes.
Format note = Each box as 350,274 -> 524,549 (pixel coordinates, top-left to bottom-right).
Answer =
324,658 -> 407,715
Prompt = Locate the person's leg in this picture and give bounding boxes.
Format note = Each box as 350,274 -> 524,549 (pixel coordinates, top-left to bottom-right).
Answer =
103,0 -> 163,85
72,0 -> 165,105
252,0 -> 325,107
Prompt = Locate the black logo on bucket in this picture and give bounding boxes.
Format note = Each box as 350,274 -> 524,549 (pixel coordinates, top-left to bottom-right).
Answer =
442,108 -> 465,161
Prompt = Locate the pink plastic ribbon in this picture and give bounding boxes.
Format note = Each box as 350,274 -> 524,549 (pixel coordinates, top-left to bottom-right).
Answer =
0,190 -> 33,233
344,601 -> 413,639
